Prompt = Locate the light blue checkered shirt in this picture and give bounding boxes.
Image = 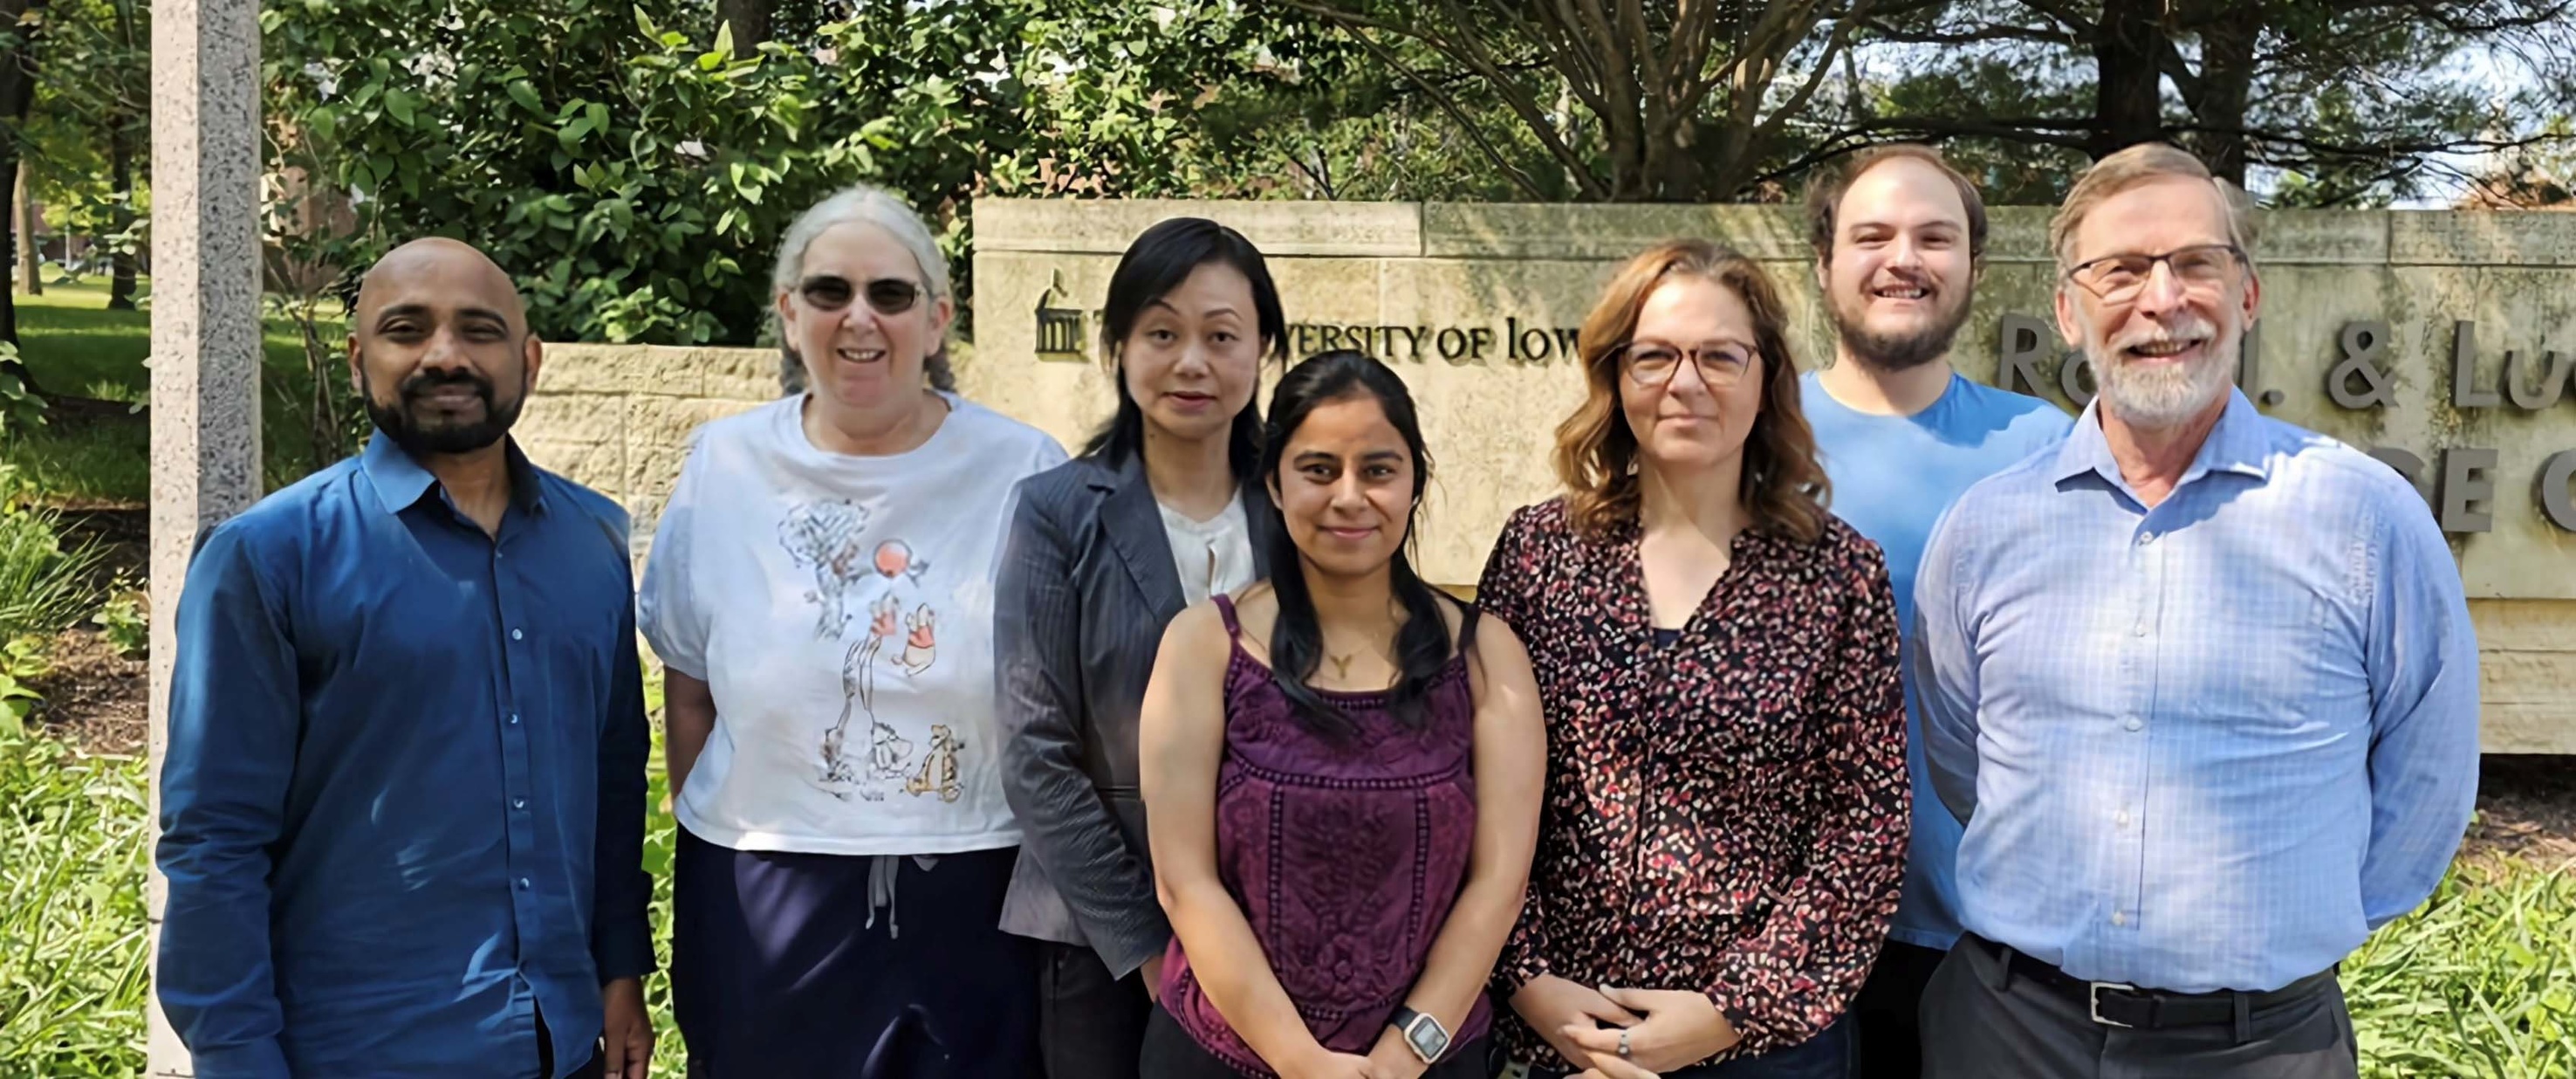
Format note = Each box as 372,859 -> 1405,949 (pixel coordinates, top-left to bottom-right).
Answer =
1915,388 -> 2480,993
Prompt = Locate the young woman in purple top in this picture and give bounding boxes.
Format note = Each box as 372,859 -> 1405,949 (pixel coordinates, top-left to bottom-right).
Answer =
1137,350 -> 1547,1079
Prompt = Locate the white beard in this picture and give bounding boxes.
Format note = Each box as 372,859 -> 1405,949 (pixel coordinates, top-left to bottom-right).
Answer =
2094,318 -> 2238,430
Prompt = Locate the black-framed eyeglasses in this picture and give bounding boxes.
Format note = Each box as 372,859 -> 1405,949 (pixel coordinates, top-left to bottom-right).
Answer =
2063,244 -> 2246,303
798,275 -> 926,316
1614,339 -> 1757,388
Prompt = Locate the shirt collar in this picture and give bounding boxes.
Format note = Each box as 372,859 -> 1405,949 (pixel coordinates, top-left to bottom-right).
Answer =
360,430 -> 551,517
2050,386 -> 2271,491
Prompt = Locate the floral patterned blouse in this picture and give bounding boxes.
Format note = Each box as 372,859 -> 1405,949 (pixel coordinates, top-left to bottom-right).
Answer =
1476,498 -> 1909,1065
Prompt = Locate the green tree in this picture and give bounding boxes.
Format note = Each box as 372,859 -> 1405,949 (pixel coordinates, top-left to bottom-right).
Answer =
1831,0 -> 2576,204
263,0 -> 1025,346
260,0 -> 1318,346
24,0 -> 146,308
1279,0 -> 1874,202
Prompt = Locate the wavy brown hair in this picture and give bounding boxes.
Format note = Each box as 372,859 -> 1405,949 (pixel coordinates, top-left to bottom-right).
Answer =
1553,239 -> 1831,543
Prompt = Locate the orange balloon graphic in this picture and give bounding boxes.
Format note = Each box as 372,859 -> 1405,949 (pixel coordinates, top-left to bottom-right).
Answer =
874,540 -> 912,579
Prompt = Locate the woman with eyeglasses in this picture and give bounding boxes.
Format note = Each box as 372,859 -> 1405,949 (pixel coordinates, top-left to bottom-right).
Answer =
1478,240 -> 1909,1079
638,182 -> 1065,1076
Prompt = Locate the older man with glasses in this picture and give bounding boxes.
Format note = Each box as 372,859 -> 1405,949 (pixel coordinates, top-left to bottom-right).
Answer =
1909,142 -> 2480,1078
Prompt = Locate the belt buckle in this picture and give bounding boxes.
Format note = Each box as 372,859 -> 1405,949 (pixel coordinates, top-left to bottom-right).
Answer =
2088,981 -> 2138,1027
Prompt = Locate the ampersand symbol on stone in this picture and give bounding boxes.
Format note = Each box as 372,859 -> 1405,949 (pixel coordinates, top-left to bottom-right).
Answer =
2329,321 -> 2396,409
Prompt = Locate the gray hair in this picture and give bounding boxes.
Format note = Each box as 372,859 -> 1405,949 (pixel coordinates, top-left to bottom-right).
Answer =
771,183 -> 956,395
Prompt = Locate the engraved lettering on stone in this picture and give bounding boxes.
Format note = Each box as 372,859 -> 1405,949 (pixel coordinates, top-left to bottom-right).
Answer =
2328,321 -> 2395,409
2437,446 -> 2498,533
2504,349 -> 2572,410
2452,320 -> 2500,409
1997,313 -> 2054,399
2540,450 -> 2576,533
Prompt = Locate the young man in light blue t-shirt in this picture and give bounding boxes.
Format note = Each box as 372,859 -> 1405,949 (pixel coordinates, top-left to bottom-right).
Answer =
1798,146 -> 2073,1078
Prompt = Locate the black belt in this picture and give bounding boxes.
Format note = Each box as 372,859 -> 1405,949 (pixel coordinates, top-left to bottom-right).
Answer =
1965,934 -> 2338,1031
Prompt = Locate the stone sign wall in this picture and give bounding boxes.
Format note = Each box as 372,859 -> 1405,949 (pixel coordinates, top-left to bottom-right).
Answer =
517,199 -> 2576,753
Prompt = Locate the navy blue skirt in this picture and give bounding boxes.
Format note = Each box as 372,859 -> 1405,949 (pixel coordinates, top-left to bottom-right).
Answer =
671,824 -> 1041,1078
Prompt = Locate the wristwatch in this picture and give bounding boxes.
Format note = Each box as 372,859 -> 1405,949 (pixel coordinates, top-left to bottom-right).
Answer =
1389,1006 -> 1450,1064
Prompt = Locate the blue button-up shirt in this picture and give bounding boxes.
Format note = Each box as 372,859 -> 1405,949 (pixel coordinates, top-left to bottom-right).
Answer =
156,433 -> 654,1078
1915,388 -> 2479,993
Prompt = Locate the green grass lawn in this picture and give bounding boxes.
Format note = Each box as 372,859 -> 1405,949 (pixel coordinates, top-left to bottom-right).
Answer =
5,278 -> 351,506
4,718 -> 2571,1078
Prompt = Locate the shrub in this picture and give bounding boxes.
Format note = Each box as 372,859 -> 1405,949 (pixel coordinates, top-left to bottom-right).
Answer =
0,737 -> 149,1077
0,502 -> 106,644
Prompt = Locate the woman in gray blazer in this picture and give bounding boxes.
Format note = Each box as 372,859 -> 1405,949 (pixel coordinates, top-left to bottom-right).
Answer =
996,217 -> 1289,1079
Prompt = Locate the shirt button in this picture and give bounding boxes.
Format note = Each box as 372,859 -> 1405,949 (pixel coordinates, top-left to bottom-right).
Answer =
2112,911 -> 2129,927
2137,532 -> 2156,546
2131,622 -> 2148,637
517,877 -> 531,891
513,797 -> 527,810
510,628 -> 524,642
2114,809 -> 2132,827
2124,717 -> 2144,732
509,713 -> 521,725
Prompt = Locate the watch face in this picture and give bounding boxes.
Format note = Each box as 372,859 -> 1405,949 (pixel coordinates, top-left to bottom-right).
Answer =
1406,1019 -> 1449,1060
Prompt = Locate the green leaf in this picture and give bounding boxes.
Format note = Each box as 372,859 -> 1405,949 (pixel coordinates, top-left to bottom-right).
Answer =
634,5 -> 657,39
711,20 -> 735,59
386,91 -> 415,127
586,101 -> 611,134
506,79 -> 542,113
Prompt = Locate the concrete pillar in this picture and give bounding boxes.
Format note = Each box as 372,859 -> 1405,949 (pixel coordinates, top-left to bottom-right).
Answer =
147,0 -> 263,1073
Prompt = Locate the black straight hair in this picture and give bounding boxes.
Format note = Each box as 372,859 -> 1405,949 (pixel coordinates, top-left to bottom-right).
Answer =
1081,217 -> 1289,479
1258,349 -> 1460,737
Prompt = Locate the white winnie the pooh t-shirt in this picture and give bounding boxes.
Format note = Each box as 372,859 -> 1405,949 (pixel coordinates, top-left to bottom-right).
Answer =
639,392 -> 1066,856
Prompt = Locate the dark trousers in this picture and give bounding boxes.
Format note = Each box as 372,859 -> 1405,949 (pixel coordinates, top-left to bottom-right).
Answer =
535,1007 -> 607,1079
1519,1017 -> 1853,1079
671,828 -> 1041,1078
1141,1006 -> 1491,1078
1922,935 -> 2357,1079
1851,940 -> 1946,1079
1037,940 -> 1154,1079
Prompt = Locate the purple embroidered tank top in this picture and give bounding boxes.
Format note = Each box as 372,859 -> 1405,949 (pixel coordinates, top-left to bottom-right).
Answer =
1157,594 -> 1491,1076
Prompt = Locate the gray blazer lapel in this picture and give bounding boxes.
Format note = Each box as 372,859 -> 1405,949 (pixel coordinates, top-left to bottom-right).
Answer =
1099,458 -> 1189,622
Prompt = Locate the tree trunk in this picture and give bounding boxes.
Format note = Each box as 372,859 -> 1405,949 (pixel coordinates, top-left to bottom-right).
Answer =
717,0 -> 770,52
2091,0 -> 2168,158
0,0 -> 45,354
2190,10 -> 2259,186
108,114 -> 138,309
14,166 -> 38,296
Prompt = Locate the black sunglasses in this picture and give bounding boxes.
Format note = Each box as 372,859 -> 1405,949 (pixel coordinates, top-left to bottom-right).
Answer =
798,275 -> 925,316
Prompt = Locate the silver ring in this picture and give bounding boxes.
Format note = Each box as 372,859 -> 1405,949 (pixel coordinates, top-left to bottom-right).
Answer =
1618,1029 -> 1632,1058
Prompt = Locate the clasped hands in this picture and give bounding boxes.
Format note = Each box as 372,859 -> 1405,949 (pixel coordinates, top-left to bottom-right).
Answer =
1277,1024 -> 1440,1079
1509,973 -> 1741,1079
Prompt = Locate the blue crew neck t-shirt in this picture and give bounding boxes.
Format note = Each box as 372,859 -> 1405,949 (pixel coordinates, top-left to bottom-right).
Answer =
1803,368 -> 2073,950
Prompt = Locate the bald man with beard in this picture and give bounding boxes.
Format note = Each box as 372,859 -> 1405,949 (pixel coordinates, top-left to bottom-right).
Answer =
156,238 -> 656,1078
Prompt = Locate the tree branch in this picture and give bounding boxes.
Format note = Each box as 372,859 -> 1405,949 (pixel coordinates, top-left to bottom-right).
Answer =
1277,3 -> 1574,198
2159,35 -> 2203,106
1855,21 -> 2071,45
1420,0 -> 1612,194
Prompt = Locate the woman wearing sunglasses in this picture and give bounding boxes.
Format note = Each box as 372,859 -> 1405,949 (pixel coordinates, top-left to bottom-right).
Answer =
638,182 -> 1065,1076
1478,240 -> 1908,1079
993,217 -> 1290,1079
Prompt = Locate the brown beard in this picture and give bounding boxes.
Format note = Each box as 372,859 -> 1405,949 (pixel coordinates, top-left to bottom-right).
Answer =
1826,285 -> 1972,373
